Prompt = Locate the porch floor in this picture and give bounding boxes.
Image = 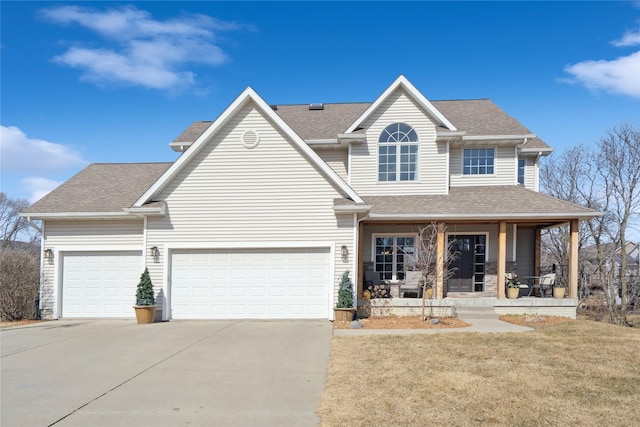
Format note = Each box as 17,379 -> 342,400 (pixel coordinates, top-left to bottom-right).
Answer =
357,296 -> 578,319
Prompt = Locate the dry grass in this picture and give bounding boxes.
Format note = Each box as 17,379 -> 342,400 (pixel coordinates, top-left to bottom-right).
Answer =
0,319 -> 43,329
319,319 -> 640,427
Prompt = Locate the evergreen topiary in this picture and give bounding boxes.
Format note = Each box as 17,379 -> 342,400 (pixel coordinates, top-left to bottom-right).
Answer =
337,271 -> 354,308
135,268 -> 155,306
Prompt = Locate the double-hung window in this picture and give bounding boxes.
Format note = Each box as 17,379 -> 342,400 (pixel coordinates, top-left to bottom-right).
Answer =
463,148 -> 495,175
374,235 -> 416,280
378,123 -> 419,181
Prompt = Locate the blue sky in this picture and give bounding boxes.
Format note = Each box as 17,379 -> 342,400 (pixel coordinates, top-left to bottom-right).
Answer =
1,1 -> 639,204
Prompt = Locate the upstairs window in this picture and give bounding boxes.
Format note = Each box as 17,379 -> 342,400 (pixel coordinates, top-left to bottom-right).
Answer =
463,148 -> 495,175
378,123 -> 419,182
518,159 -> 525,185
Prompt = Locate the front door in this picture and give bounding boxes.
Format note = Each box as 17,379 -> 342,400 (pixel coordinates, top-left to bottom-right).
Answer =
447,235 -> 486,293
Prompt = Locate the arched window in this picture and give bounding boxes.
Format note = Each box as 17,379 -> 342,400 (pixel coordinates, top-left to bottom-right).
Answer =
378,123 -> 419,181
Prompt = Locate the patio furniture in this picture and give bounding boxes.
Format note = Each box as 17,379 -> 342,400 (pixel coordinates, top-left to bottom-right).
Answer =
526,273 -> 556,297
399,270 -> 423,298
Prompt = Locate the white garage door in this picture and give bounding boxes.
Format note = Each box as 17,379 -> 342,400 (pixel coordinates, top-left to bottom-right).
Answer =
171,248 -> 330,319
62,251 -> 142,318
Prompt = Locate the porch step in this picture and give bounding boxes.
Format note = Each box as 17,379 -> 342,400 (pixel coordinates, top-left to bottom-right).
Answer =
454,306 -> 499,319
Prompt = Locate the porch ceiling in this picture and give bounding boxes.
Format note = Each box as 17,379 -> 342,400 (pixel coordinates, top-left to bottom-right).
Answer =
357,186 -> 601,223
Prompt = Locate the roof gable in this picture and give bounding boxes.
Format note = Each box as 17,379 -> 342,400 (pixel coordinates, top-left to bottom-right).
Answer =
135,87 -> 364,206
345,75 -> 457,133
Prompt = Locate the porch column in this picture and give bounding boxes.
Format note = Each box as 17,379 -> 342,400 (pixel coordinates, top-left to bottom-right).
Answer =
568,219 -> 579,298
497,221 -> 507,299
436,223 -> 445,299
534,228 -> 541,275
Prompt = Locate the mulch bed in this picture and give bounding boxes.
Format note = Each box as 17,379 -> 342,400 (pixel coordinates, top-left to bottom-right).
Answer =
333,315 -> 470,329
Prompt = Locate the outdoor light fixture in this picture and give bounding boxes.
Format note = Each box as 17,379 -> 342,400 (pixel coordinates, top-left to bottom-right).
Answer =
44,249 -> 53,260
150,246 -> 160,261
341,245 -> 349,262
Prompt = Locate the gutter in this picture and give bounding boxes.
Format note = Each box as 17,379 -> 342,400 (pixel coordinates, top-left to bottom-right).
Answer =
366,212 -> 604,221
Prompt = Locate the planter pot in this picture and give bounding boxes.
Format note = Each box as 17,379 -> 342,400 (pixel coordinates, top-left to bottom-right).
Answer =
507,288 -> 520,299
424,288 -> 433,299
553,287 -> 566,299
133,305 -> 156,324
334,308 -> 356,322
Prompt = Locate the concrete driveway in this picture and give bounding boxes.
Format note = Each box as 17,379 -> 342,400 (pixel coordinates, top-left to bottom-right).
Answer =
1,319 -> 333,427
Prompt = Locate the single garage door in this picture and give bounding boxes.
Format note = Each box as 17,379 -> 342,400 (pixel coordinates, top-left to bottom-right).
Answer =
62,251 -> 142,318
171,248 -> 330,319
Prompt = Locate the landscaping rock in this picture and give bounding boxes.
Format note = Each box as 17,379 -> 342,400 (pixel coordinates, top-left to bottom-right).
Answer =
349,320 -> 363,329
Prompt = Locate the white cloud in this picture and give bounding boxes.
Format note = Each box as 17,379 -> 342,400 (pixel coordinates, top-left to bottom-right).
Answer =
21,177 -> 63,203
0,125 -> 87,173
564,51 -> 640,99
612,29 -> 640,47
40,5 -> 245,91
564,27 -> 640,99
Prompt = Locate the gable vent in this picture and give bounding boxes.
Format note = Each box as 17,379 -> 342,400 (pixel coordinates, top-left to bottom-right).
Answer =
309,103 -> 324,110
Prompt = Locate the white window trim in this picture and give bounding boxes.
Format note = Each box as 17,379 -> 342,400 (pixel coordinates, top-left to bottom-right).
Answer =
461,147 -> 497,176
371,233 -> 418,281
377,123 -> 420,183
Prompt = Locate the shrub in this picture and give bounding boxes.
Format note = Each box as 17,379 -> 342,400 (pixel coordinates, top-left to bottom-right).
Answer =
337,271 -> 354,308
0,249 -> 40,320
135,268 -> 155,306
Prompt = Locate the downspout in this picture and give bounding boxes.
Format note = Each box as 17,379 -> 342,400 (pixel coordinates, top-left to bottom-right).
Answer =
27,216 -> 42,234
27,217 -> 44,319
143,216 -> 148,270
535,151 -> 542,192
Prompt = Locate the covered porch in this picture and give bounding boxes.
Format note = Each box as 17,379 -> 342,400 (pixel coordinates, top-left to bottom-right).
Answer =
347,186 -> 602,319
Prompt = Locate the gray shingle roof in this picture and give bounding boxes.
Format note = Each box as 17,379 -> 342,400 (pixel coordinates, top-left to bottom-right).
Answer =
172,121 -> 212,143
273,103 -> 370,140
361,186 -> 600,220
172,99 -> 550,150
431,99 -> 532,136
23,163 -> 172,214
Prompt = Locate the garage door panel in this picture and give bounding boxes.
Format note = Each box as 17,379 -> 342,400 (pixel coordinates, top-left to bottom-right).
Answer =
171,248 -> 329,319
62,251 -> 141,318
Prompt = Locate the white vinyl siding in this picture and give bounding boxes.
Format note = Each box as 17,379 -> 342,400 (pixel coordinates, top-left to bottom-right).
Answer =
449,145 -> 516,187
350,90 -> 448,195
40,220 -> 144,319
146,103 -> 353,314
313,148 -> 348,181
525,156 -> 536,190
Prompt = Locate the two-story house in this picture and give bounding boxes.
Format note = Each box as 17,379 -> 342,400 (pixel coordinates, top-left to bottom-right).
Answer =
23,76 -> 600,320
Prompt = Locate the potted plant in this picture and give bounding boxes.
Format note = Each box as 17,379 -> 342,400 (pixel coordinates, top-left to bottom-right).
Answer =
506,273 -> 521,299
553,280 -> 566,299
133,268 -> 156,324
334,271 -> 356,322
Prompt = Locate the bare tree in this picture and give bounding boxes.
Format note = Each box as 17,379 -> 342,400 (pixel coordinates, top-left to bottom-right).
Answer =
597,123 -> 640,326
0,249 -> 40,320
541,124 -> 640,326
411,223 -> 457,320
0,192 -> 36,248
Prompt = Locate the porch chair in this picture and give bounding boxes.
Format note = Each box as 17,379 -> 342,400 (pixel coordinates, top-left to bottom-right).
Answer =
538,273 -> 556,298
399,270 -> 423,298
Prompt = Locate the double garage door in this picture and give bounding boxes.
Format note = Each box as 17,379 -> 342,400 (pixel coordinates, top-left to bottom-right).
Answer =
61,248 -> 330,319
171,248 -> 330,319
